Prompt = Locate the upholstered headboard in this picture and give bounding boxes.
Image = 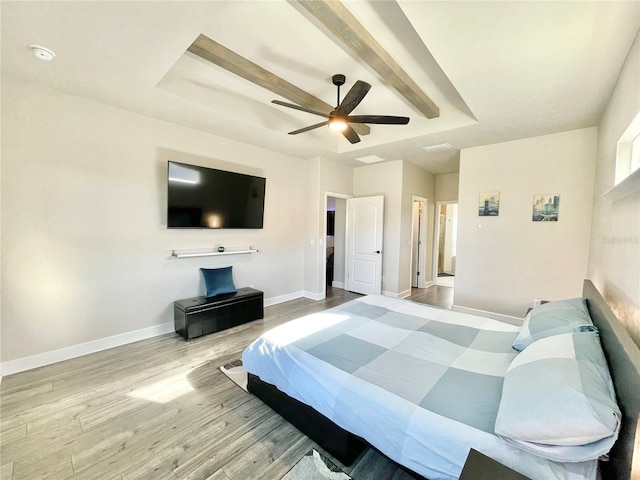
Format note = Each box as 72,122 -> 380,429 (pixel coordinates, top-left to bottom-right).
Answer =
583,280 -> 640,480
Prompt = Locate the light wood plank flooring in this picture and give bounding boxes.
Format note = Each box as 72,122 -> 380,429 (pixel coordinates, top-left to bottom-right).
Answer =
2,289 -> 429,480
410,286 -> 453,309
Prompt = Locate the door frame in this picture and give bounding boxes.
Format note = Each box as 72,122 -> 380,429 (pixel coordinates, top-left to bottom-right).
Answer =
410,196 -> 428,289
324,192 -> 352,298
433,200 -> 458,286
344,195 -> 384,295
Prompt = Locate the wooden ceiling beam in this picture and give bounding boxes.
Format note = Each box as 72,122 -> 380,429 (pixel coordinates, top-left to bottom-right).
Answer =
296,0 -> 440,119
187,34 -> 369,135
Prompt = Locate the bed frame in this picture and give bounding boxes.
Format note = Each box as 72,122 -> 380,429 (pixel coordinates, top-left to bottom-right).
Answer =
582,280 -> 640,480
248,280 -> 640,479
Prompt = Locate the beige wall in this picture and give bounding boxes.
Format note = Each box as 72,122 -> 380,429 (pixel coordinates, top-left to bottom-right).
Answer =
1,76 -> 308,364
304,157 -> 354,297
435,173 -> 459,202
353,160 -> 434,297
304,158 -> 322,296
354,161 -> 403,295
456,128 -> 597,317
588,31 -> 640,347
401,161 -> 436,295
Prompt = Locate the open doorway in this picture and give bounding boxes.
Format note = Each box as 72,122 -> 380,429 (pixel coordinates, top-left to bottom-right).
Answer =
325,193 -> 349,296
434,202 -> 458,288
411,197 -> 428,289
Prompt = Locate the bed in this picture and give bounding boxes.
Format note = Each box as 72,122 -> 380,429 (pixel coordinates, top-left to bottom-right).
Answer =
242,280 -> 640,480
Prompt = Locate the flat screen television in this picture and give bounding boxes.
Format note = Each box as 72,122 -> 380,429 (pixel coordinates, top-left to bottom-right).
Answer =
167,161 -> 266,229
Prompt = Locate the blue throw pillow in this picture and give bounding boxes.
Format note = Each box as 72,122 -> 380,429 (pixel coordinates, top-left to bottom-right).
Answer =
201,266 -> 237,297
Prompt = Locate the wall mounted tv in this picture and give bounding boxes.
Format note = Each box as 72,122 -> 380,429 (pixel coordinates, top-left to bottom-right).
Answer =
167,161 -> 266,229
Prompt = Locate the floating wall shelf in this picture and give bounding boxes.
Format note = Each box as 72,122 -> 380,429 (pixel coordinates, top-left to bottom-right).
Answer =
171,248 -> 258,259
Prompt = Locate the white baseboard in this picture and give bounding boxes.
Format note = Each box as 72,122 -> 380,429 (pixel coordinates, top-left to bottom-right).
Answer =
2,290 -> 308,376
304,290 -> 326,301
451,304 -> 523,326
1,321 -> 175,376
382,290 -> 404,298
412,281 -> 434,289
264,291 -> 303,307
382,289 -> 411,299
331,281 -> 345,289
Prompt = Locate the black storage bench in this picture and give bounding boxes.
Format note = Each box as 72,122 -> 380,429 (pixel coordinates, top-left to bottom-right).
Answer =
174,287 -> 264,341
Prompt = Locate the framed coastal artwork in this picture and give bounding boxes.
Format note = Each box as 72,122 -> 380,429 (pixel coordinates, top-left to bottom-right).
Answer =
532,194 -> 560,221
478,192 -> 500,216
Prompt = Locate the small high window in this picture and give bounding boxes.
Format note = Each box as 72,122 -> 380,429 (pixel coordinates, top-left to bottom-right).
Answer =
615,111 -> 640,185
630,131 -> 640,175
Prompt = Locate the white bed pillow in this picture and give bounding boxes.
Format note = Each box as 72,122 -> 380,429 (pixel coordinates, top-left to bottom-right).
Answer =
512,298 -> 595,351
495,331 -> 620,462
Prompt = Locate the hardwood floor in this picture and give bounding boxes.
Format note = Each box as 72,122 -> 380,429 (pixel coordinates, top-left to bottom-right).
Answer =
409,285 -> 454,309
1,289 -> 422,480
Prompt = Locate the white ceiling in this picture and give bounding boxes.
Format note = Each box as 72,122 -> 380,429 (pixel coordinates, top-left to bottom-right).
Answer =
2,1 -> 639,174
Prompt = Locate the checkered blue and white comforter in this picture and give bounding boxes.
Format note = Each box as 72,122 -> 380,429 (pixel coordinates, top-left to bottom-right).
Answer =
242,295 -> 597,480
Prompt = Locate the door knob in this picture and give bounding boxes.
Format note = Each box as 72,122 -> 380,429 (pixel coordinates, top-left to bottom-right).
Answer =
374,250 -> 381,254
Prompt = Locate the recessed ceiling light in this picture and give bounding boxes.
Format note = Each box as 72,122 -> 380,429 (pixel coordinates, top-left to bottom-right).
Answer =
29,45 -> 56,61
422,143 -> 453,152
355,155 -> 387,164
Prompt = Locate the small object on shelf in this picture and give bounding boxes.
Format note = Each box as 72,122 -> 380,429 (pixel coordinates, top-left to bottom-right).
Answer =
171,247 -> 259,259
218,246 -> 225,252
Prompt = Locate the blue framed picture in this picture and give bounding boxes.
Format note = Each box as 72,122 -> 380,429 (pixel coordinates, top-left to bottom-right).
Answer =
478,192 -> 500,216
532,194 -> 560,221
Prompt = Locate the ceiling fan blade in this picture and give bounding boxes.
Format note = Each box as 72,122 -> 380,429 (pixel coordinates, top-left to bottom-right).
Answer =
336,80 -> 371,116
288,121 -> 328,135
342,125 -> 361,144
272,100 -> 330,118
347,115 -> 410,125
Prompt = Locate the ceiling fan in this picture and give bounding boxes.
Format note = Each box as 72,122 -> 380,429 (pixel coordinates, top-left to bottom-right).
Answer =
272,74 -> 410,144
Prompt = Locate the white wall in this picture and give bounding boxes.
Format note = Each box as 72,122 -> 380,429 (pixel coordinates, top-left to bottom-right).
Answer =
588,30 -> 640,347
1,76 -> 308,366
455,128 -> 597,317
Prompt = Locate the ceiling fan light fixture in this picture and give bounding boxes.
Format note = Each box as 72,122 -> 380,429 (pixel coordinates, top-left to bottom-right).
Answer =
329,118 -> 348,131
272,74 -> 407,144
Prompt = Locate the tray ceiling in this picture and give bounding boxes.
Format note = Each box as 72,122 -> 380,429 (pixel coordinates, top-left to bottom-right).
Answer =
1,1 -> 638,174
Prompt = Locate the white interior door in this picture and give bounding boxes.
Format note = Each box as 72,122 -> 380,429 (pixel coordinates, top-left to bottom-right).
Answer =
345,196 -> 384,295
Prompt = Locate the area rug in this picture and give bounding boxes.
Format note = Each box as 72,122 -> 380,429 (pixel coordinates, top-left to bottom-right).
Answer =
281,448 -> 352,480
219,359 -> 248,392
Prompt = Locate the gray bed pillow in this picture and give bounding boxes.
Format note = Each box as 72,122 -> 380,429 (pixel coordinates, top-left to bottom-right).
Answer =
512,298 -> 595,352
495,331 -> 621,462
